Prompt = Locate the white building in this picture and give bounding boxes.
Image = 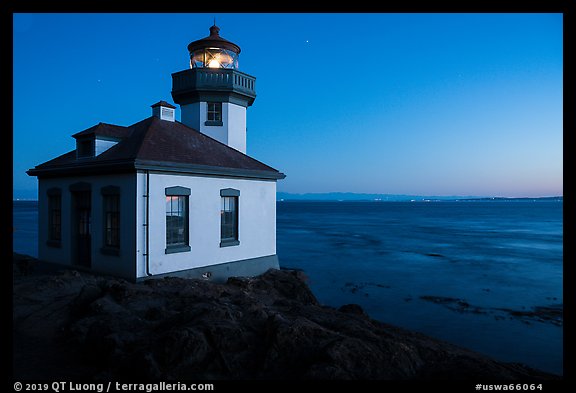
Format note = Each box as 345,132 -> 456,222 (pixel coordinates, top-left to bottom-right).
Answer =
27,24 -> 285,282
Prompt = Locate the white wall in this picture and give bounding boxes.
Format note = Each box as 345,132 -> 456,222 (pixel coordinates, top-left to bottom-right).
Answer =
226,103 -> 247,153
180,102 -> 247,153
135,171 -> 277,279
37,174 -> 137,279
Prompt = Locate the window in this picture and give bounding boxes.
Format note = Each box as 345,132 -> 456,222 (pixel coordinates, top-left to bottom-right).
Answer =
47,188 -> 61,247
220,188 -> 239,247
207,102 -> 222,121
205,102 -> 223,126
166,196 -> 189,250
77,139 -> 94,158
103,195 -> 120,249
165,186 -> 191,254
101,186 -> 120,255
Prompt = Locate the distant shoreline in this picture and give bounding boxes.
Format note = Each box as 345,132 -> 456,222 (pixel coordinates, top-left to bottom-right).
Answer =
277,196 -> 563,202
14,196 -> 563,203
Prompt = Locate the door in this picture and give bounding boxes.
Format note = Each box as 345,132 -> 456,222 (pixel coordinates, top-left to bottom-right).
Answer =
73,191 -> 91,267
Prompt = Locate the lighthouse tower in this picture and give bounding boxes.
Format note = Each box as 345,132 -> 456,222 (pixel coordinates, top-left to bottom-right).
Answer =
171,24 -> 256,154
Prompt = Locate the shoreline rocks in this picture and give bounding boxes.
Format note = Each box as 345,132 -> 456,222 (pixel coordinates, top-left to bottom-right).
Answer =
12,253 -> 560,380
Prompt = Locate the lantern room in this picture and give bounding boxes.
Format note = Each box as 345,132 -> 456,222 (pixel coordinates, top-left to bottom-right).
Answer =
188,24 -> 240,69
172,23 -> 256,154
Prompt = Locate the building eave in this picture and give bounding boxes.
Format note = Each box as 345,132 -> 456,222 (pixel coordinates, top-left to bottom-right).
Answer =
27,158 -> 286,181
26,159 -> 136,178
134,159 -> 286,180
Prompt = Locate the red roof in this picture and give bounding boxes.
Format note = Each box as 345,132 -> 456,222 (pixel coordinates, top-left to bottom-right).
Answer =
28,116 -> 284,180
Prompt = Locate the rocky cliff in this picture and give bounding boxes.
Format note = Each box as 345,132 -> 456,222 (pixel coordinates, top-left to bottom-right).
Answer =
12,253 -> 558,380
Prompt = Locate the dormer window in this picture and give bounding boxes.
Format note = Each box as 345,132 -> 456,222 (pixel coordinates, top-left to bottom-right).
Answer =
77,139 -> 94,158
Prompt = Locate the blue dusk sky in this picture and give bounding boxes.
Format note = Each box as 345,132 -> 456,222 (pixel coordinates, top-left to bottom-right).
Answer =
13,13 -> 563,199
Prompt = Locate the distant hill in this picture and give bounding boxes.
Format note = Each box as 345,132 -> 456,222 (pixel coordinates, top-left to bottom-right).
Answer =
456,196 -> 563,202
277,192 -> 563,202
14,192 -> 562,203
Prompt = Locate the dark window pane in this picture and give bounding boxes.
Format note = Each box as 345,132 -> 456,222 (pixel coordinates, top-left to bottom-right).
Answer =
103,194 -> 120,248
48,195 -> 62,241
207,102 -> 222,122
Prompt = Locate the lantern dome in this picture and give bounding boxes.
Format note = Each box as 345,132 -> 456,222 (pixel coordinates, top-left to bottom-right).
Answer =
187,24 -> 241,69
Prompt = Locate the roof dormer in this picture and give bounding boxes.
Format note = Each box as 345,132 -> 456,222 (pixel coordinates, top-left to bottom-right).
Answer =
151,101 -> 176,122
72,122 -> 129,159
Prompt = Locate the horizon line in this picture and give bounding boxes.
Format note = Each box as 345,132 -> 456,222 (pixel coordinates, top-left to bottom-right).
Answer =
14,194 -> 564,202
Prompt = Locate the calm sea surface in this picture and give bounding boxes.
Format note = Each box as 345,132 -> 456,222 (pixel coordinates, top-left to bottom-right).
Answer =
13,200 -> 563,375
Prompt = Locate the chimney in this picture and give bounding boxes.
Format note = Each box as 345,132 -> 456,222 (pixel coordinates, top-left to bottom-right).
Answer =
151,101 -> 176,122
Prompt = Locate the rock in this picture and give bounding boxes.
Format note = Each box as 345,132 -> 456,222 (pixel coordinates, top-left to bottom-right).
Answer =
12,253 -> 560,381
152,327 -> 210,370
13,253 -> 36,276
338,303 -> 366,316
70,284 -> 103,316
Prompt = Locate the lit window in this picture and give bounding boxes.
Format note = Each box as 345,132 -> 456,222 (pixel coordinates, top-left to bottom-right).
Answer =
165,186 -> 191,254
220,188 -> 239,247
166,196 -> 188,245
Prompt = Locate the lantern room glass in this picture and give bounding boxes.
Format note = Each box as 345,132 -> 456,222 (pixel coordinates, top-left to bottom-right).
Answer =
190,48 -> 239,69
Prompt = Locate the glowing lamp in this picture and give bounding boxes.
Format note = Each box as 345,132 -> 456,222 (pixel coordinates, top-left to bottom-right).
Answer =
187,25 -> 240,69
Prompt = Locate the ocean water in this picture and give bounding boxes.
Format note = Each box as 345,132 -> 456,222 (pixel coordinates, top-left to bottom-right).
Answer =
12,201 -> 38,258
276,201 -> 563,376
13,200 -> 563,375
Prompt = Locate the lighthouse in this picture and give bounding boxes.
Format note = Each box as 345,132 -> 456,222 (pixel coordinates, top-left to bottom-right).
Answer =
27,23 -> 284,282
171,24 -> 256,154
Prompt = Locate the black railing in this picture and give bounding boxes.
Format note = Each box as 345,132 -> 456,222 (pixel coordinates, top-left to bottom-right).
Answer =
172,68 -> 256,97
